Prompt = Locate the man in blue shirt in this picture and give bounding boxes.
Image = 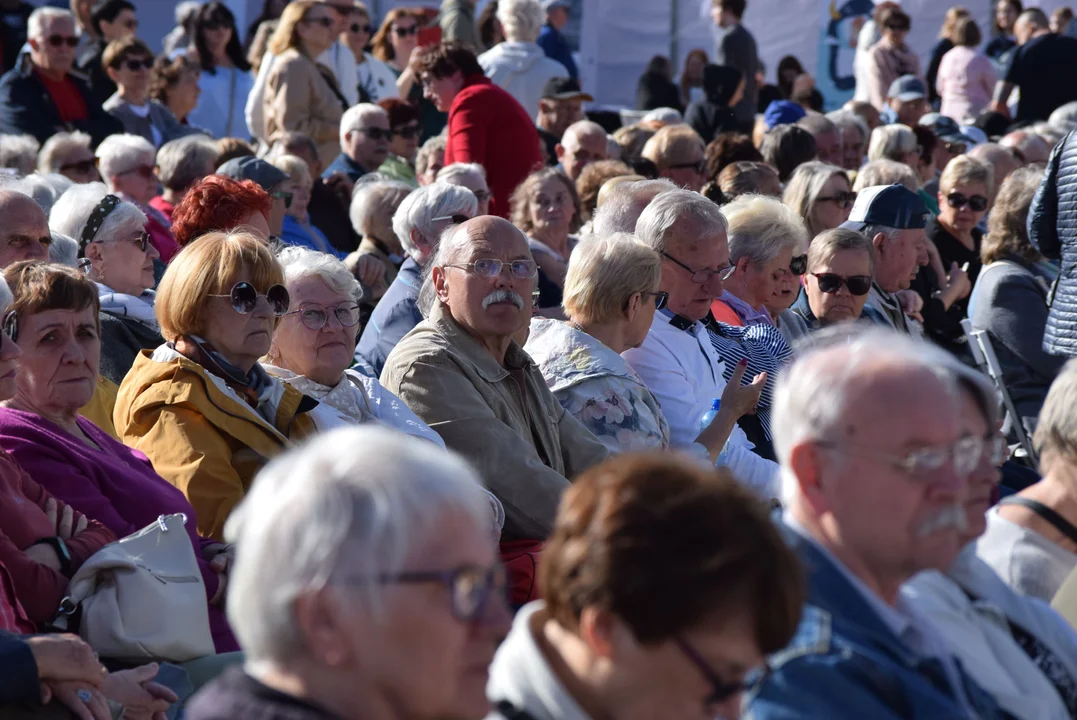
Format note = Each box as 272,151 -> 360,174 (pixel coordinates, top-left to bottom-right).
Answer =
323,103 -> 391,183
536,0 -> 577,81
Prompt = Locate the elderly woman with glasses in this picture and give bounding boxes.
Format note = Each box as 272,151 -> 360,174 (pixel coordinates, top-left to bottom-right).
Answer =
113,231 -> 316,541
95,132 -> 178,263
49,183 -> 163,387
526,233 -> 763,459
782,161 -> 856,239
509,167 -> 582,311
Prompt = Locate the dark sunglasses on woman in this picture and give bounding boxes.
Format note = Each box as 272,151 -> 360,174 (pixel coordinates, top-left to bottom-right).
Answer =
813,273 -> 873,296
60,159 -> 96,175
817,191 -> 857,210
202,19 -> 231,31
648,291 -> 669,310
118,57 -> 153,71
132,231 -> 150,252
303,16 -> 334,28
394,25 -> 419,37
947,192 -> 988,212
350,23 -> 374,34
2,311 -> 17,343
209,282 -> 291,317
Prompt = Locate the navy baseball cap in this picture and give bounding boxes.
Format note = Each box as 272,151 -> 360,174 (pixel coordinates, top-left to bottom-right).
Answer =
763,100 -> 806,130
216,157 -> 288,193
887,75 -> 926,103
840,184 -> 927,232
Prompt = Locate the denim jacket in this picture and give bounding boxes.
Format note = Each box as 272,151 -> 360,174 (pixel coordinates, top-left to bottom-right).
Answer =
745,526 -> 1006,719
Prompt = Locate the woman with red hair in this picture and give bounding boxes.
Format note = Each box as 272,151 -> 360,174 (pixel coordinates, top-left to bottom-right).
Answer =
171,175 -> 273,247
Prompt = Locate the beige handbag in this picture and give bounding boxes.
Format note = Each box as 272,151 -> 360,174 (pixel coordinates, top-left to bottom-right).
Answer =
55,513 -> 215,662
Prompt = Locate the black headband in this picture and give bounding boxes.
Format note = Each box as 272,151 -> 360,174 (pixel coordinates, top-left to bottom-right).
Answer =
79,194 -> 121,253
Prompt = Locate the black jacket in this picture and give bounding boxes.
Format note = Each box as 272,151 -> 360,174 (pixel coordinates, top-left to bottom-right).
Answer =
684,64 -> 743,143
186,668 -> 340,720
635,70 -> 683,112
99,313 -> 165,387
925,38 -> 954,106
1029,129 -> 1077,357
0,632 -> 37,704
75,40 -> 115,106
0,59 -> 122,147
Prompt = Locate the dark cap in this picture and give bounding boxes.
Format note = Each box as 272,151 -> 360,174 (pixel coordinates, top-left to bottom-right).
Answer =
840,184 -> 927,232
541,77 -> 593,101
216,156 -> 288,193
887,75 -> 926,102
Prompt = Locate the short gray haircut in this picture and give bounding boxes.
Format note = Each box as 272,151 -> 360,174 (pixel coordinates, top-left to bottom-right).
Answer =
592,178 -> 677,236
349,180 -> 413,238
49,182 -> 146,246
28,7 -> 76,40
224,426 -> 492,666
1034,360 -> 1077,469
852,159 -> 918,193
0,134 -> 41,176
436,162 -> 488,189
858,223 -> 901,245
156,135 -> 219,191
95,134 -> 156,184
497,0 -> 544,42
339,104 -> 389,151
782,161 -> 850,236
722,194 -> 809,265
797,114 -> 839,141
415,135 -> 447,179
807,227 -> 875,275
867,124 -> 917,163
49,231 -> 79,267
392,183 -> 478,262
37,131 -> 92,174
562,232 -> 661,325
635,189 -> 727,254
562,120 -> 607,150
1049,102 -> 1077,134
1029,121 -> 1064,149
826,110 -> 869,146
12,173 -> 72,215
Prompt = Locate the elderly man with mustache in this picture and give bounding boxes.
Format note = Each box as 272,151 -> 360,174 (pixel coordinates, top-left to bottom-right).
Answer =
381,216 -> 608,590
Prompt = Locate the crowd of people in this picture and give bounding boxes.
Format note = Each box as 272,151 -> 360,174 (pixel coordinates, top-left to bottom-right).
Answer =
3,0 -> 1077,717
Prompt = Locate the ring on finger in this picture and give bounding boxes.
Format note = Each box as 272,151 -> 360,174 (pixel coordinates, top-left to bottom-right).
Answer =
77,689 -> 93,703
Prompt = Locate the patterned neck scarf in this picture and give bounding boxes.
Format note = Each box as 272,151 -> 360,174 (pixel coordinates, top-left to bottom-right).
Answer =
177,335 -> 273,411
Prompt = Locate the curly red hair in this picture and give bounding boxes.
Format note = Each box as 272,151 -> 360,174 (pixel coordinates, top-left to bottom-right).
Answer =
171,175 -> 272,247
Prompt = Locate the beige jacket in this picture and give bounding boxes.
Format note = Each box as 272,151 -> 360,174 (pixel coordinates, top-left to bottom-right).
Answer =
263,48 -> 346,169
380,302 -> 609,540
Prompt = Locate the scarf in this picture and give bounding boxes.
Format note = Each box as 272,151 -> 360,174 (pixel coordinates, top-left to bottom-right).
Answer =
178,335 -> 275,414
96,283 -> 159,331
264,366 -> 374,424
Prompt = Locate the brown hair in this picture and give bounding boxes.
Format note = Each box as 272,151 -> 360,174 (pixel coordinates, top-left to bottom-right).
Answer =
268,0 -> 319,57
982,165 -> 1044,266
705,132 -> 763,181
940,6 -> 970,39
103,36 -> 153,69
612,124 -> 656,168
5,261 -> 100,331
952,16 -> 982,47
576,159 -> 633,221
370,8 -> 415,63
879,6 -> 911,31
718,161 -> 779,200
540,454 -> 803,650
411,42 -> 484,80
149,53 -> 197,105
510,167 -> 582,235
216,137 -> 256,166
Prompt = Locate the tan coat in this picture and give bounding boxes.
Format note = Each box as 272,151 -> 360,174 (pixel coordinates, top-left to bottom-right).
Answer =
263,48 -> 346,169
380,302 -> 609,541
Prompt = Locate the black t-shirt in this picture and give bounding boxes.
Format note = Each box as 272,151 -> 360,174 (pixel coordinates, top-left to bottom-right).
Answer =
1004,33 -> 1077,123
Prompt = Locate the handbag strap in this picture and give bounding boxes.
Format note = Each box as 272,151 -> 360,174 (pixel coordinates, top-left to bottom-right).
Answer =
225,67 -> 236,137
1000,496 -> 1077,544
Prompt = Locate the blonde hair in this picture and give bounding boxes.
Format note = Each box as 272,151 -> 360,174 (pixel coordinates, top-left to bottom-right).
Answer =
939,154 -> 994,196
156,231 -> 284,342
867,124 -> 918,163
268,0 -> 320,57
269,153 -> 312,189
562,233 -> 661,325
641,125 -> 704,171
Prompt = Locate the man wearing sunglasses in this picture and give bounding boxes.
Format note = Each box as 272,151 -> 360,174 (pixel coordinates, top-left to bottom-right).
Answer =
323,103 -> 391,183
75,0 -> 136,104
0,7 -> 122,146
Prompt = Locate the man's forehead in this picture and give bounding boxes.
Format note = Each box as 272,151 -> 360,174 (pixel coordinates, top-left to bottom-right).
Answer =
457,223 -> 529,258
43,17 -> 76,34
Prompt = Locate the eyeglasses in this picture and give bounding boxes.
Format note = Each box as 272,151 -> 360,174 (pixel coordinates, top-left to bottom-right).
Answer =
368,564 -> 507,623
208,281 -> 291,317
473,189 -> 492,204
131,231 -> 150,252
393,25 -> 419,37
302,16 -> 335,28
327,3 -> 357,15
271,190 -> 294,209
46,35 -> 79,48
668,159 -> 706,175
117,165 -> 156,180
648,290 -> 669,310
675,636 -> 768,707
285,302 -> 362,330
359,127 -> 392,141
947,192 -> 988,212
816,435 -> 986,476
661,251 -> 734,284
2,311 -> 17,343
812,272 -> 873,296
789,254 -> 807,276
350,22 -> 374,34
431,214 -> 471,225
817,190 -> 857,210
118,57 -> 153,71
393,124 -> 421,139
60,159 -> 96,174
444,258 -> 538,279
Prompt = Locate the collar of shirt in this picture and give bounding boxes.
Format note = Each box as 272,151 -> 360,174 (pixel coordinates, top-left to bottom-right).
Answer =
719,290 -> 774,326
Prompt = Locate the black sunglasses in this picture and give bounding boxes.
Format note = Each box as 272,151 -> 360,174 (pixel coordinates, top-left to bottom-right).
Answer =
46,35 -> 79,48
813,272 -> 873,296
201,19 -> 231,31
271,190 -> 294,209
393,124 -> 421,139
789,254 -> 807,276
117,57 -> 153,71
393,25 -> 419,36
360,127 -> 392,141
817,190 -> 857,210
132,231 -> 150,252
350,22 -> 374,34
303,16 -> 334,28
947,192 -> 988,212
209,281 -> 290,317
2,311 -> 17,343
648,290 -> 669,310
675,636 -> 768,707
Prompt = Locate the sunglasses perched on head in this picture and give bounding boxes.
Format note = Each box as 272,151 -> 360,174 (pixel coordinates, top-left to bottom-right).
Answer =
813,273 -> 873,296
209,281 -> 291,317
46,35 -> 79,48
789,254 -> 807,276
947,192 -> 988,212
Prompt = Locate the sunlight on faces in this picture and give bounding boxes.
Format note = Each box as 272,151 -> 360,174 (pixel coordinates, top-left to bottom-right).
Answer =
841,129 -> 864,171
390,122 -> 421,163
110,53 -> 151,99
765,267 -> 801,317
558,131 -> 608,182
112,161 -> 159,206
99,8 -> 137,42
297,5 -> 337,54
389,15 -> 418,65
538,98 -> 583,137
238,211 -> 272,242
423,73 -> 464,113
31,16 -> 77,76
272,275 -> 358,387
203,19 -> 233,61
346,115 -> 391,169
201,266 -> 277,372
529,177 -> 573,237
735,247 -> 793,310
58,146 -> 100,184
14,307 -> 100,414
810,175 -> 853,233
875,227 -> 925,292
86,227 -> 159,297
419,150 -> 445,186
939,181 -> 989,236
169,67 -> 201,120
0,195 -> 50,268
813,130 -> 842,167
661,220 -> 730,322
806,248 -> 872,324
442,173 -> 490,215
959,389 -> 999,541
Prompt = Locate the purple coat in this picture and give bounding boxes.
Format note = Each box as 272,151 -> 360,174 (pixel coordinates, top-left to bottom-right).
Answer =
0,408 -> 237,653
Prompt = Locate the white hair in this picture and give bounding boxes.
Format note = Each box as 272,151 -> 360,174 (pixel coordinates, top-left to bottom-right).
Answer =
635,188 -> 727,254
852,159 -> 918,193
95,134 -> 156,184
782,161 -> 849,236
49,182 -> 146,247
496,0 -> 545,42
156,135 -> 219,191
276,245 -> 362,301
339,104 -> 389,151
349,180 -> 413,238
867,124 -> 917,163
1049,102 -> 1077,134
392,183 -> 478,263
436,162 -> 488,188
561,120 -> 607,149
0,135 -> 41,176
826,109 -> 869,146
722,194 -> 809,265
28,7 -> 76,40
49,231 -> 79,267
591,178 -> 677,236
224,426 -> 492,667
37,131 -> 92,174
12,173 -> 73,216
641,107 -> 683,125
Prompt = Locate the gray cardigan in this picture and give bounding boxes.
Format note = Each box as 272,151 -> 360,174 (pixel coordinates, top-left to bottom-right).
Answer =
103,95 -> 204,148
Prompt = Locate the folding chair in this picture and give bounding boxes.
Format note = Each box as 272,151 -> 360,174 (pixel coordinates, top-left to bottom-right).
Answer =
961,319 -> 1038,464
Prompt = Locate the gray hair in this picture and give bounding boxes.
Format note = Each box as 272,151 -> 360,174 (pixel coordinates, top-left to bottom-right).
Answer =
415,135 -> 447,179
156,135 -> 219,191
1034,360 -> 1077,470
49,231 -> 79,267
562,232 -> 661,325
722,194 -> 809,265
592,178 -> 677,236
349,180 -> 413,238
852,159 -> 918,193
0,134 -> 41,176
497,0 -> 545,42
224,426 -> 491,666
49,182 -> 146,246
339,104 -> 389,151
858,223 -> 901,245
37,131 -> 92,174
782,161 -> 850,237
95,134 -> 156,184
826,110 -> 869,147
562,120 -> 607,150
12,173 -> 72,216
28,7 -> 76,40
436,162 -> 488,189
635,189 -> 727,254
867,124 -> 917,163
276,245 -> 362,301
1049,102 -> 1077,134
797,114 -> 839,141
807,227 -> 875,275
392,183 -> 478,263
1029,121 -> 1065,149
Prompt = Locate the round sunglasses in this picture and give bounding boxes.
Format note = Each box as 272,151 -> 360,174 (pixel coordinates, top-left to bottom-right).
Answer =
947,192 -> 988,212
209,282 -> 290,317
813,273 -> 872,296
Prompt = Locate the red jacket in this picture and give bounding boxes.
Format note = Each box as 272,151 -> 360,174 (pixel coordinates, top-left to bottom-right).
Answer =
444,75 -> 543,218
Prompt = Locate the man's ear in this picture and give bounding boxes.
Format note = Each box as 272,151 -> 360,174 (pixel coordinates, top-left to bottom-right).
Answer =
555,144 -> 566,161
433,265 -> 450,303
872,232 -> 887,254
410,228 -> 428,255
788,441 -> 830,516
105,65 -> 119,84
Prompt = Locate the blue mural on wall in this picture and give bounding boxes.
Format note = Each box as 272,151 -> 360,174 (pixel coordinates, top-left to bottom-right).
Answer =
818,0 -> 873,109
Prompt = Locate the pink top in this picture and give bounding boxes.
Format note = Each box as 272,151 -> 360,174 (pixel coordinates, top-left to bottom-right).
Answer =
936,46 -> 998,124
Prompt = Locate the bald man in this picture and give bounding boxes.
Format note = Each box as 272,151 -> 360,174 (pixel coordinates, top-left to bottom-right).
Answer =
555,120 -> 609,181
1000,130 -> 1051,165
0,190 -> 51,268
381,216 -> 608,542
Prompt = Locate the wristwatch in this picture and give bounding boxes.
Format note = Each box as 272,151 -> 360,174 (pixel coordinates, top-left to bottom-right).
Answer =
32,536 -> 73,576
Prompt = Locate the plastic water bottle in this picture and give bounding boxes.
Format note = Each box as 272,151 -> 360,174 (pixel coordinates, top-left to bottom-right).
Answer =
700,398 -> 722,433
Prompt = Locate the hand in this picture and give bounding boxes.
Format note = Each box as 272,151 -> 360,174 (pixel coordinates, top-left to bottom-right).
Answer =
990,100 -> 1011,118
946,262 -> 971,300
25,542 -> 63,572
26,634 -> 107,686
355,254 -> 385,289
896,288 -> 924,314
42,682 -> 111,720
46,498 -> 87,540
720,359 -> 767,419
207,546 -> 234,575
102,665 -> 177,720
323,172 -> 353,205
407,45 -> 424,71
